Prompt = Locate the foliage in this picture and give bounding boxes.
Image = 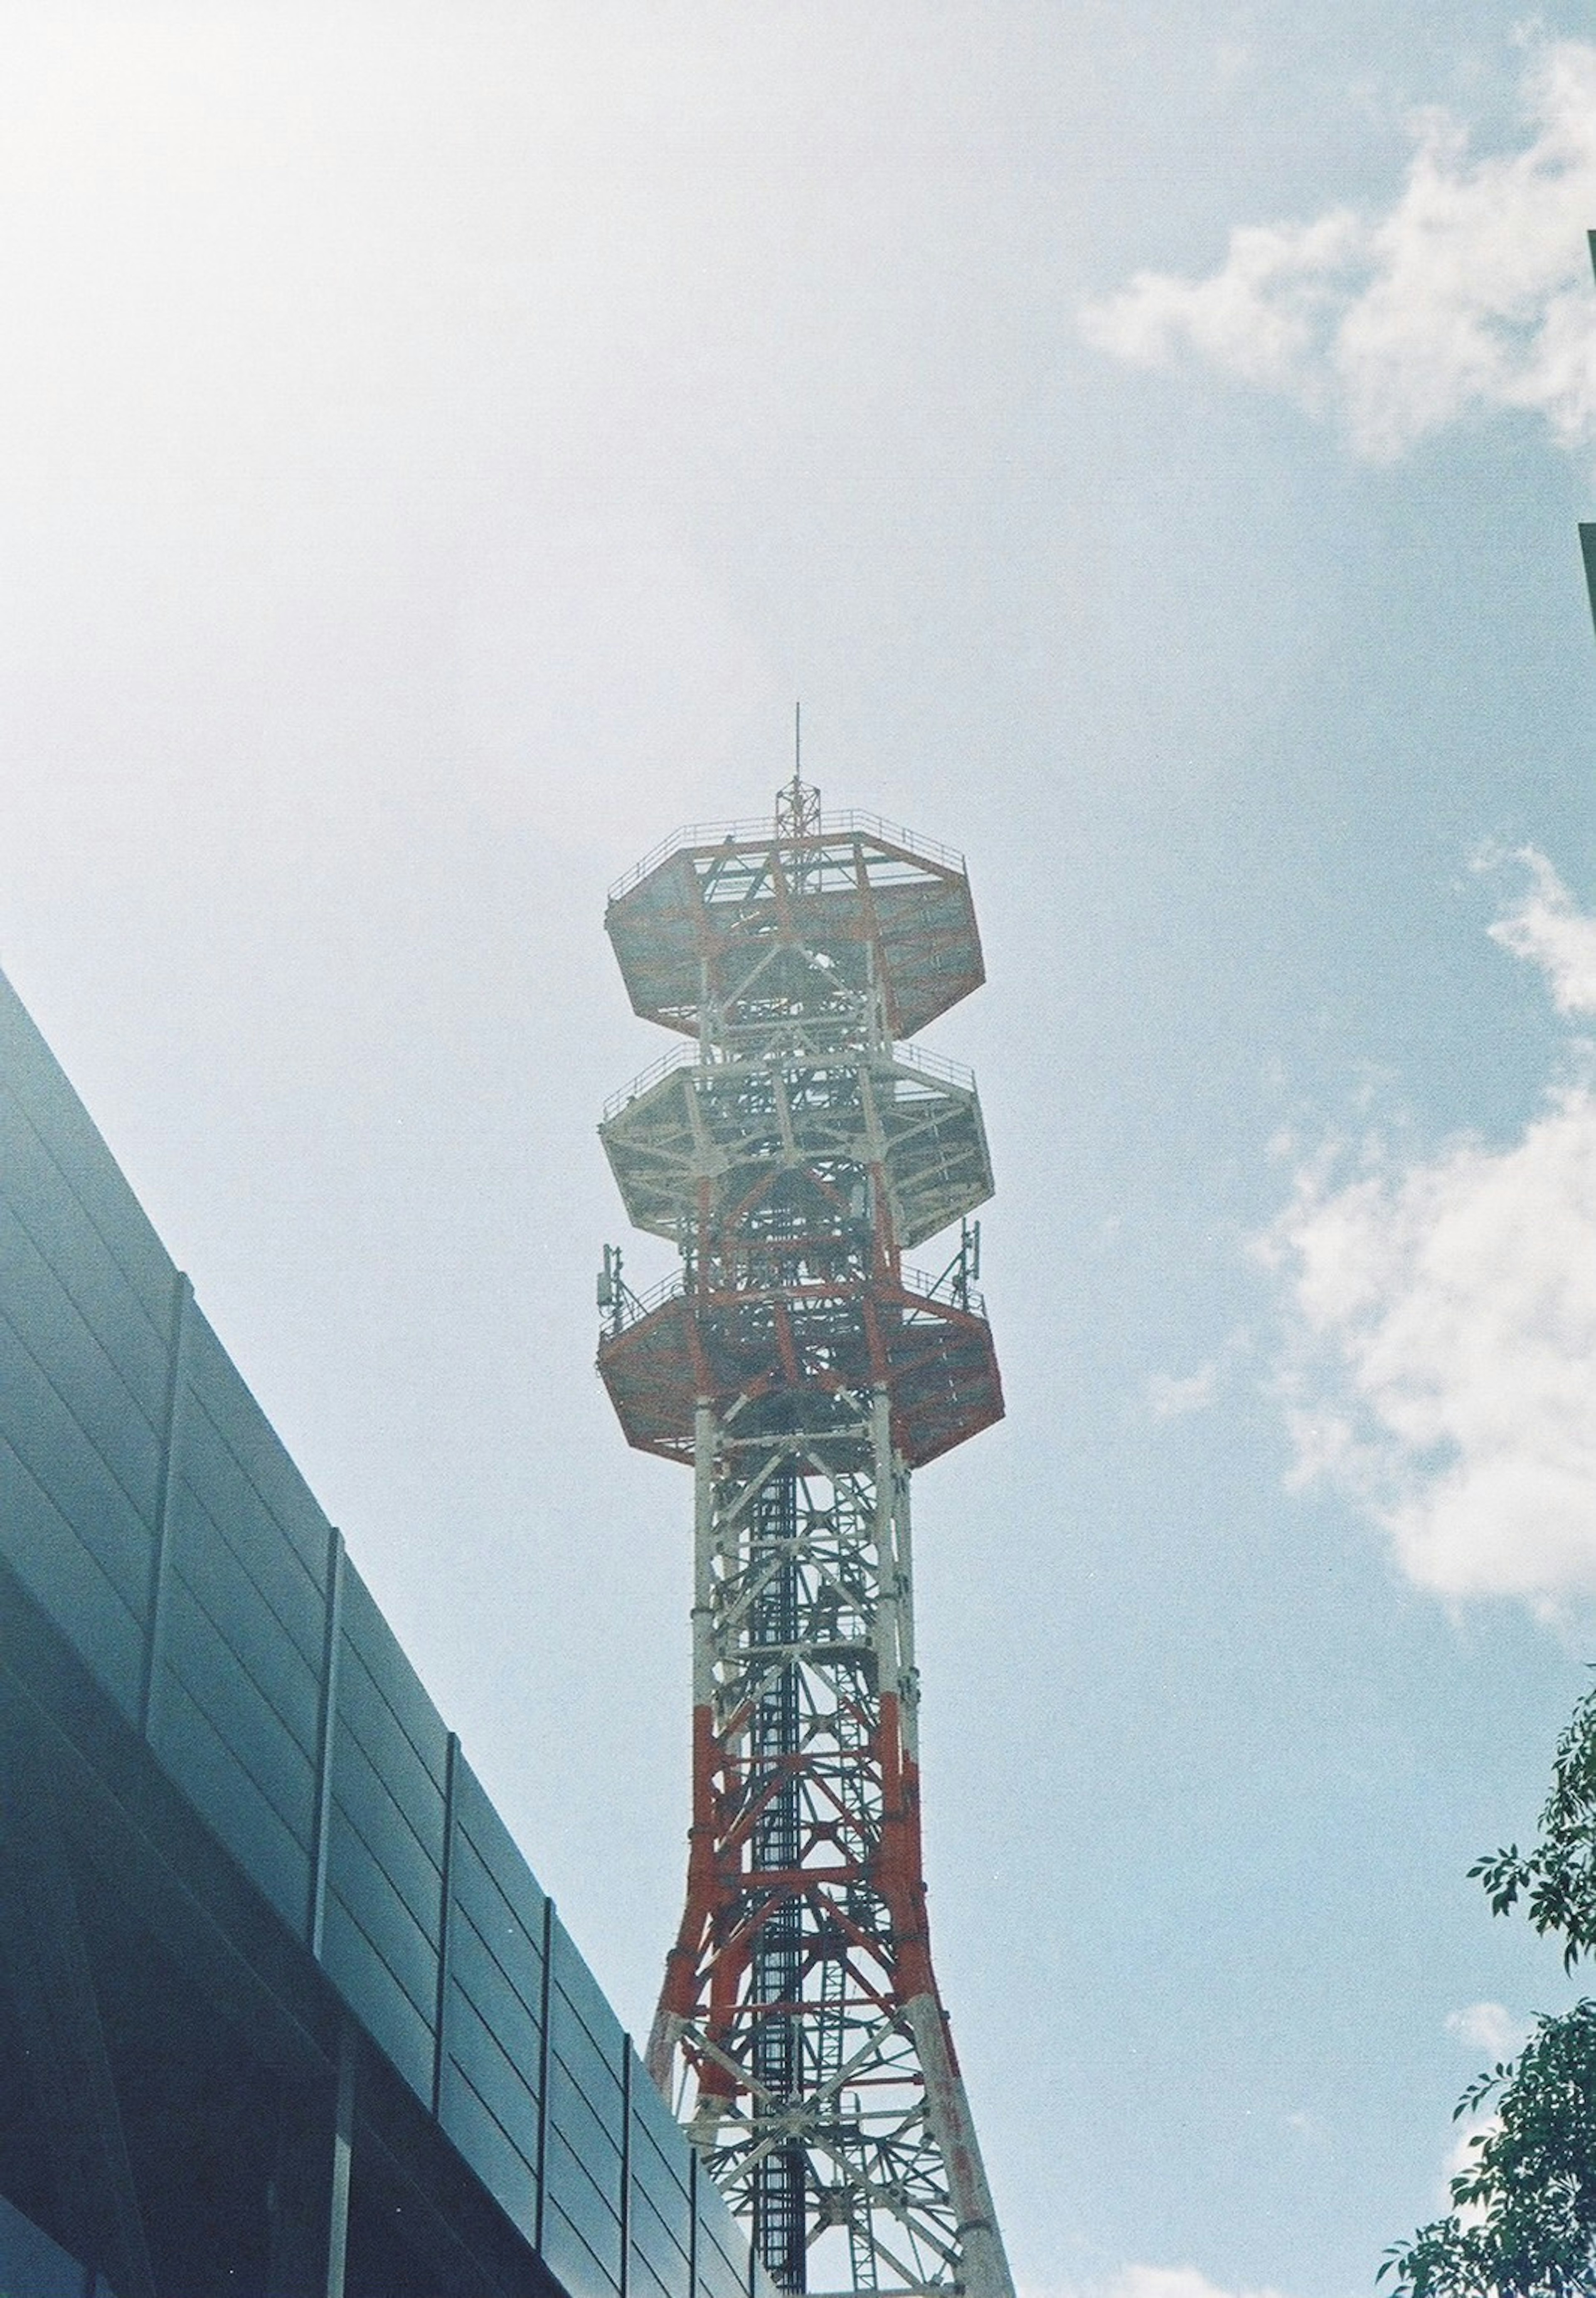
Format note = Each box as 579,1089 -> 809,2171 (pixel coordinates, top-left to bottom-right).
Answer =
1384,1680 -> 1596,2297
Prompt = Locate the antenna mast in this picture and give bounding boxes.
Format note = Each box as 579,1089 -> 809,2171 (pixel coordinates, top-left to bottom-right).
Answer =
598,787 -> 1012,2298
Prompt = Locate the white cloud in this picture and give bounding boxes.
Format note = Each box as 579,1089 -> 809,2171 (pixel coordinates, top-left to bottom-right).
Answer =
1146,1329 -> 1251,1420
1081,40 -> 1596,463
1421,2008 -> 1522,2225
1487,846 -> 1596,1015
1441,2109 -> 1498,2229
1024,2269 -> 1295,2298
1109,2268 -> 1292,2298
1446,2000 -> 1527,2060
1264,857 -> 1596,1605
1267,1090 -> 1596,1601
1148,1361 -> 1222,1419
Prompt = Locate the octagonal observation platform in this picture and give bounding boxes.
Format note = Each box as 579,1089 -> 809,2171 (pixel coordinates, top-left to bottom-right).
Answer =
599,1038 -> 993,1254
604,810 -> 985,1041
596,1263 -> 1002,1469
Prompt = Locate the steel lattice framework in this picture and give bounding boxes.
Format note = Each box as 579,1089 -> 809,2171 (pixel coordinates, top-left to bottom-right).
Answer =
597,776 -> 1014,2298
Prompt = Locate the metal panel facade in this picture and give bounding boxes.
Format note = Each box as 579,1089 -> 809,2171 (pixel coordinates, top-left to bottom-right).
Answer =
628,2049 -> 692,2298
543,1915 -> 626,2298
0,965 -> 780,2298
323,1564 -> 448,2096
440,1753 -> 547,2234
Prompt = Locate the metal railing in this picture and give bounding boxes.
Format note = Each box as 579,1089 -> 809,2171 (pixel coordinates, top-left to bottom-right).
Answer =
607,809 -> 967,903
598,1256 -> 986,1341
899,1260 -> 987,1320
601,1042 -> 701,1120
601,1039 -> 977,1125
892,1041 -> 975,1094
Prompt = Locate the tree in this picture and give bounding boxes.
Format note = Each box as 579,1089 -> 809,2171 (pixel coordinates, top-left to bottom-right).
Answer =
1385,1679 -> 1596,2297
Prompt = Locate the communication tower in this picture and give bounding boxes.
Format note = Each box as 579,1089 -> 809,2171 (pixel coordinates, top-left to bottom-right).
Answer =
597,775 -> 1014,2298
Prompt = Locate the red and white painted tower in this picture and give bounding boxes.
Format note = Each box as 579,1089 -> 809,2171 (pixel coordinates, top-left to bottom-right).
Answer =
597,775 -> 1013,2298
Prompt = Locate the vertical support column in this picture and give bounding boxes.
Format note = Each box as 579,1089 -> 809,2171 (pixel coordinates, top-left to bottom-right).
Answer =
308,1525 -> 345,1959
432,1732 -> 461,2119
619,2041 -> 632,2298
649,1404 -> 721,2091
900,1998 -> 1014,2298
534,1896 -> 556,2254
868,1388 -> 904,1739
892,1453 -> 918,1765
747,1451 -> 804,2291
264,2024 -> 357,2298
140,1267 -> 192,1743
325,2020 -> 357,2298
691,1402 -> 717,1712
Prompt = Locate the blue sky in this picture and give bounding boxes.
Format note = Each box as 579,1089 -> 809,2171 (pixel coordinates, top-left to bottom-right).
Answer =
5,7 -> 1596,2293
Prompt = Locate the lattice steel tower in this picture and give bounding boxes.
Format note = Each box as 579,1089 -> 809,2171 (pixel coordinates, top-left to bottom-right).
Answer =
597,775 -> 1013,2298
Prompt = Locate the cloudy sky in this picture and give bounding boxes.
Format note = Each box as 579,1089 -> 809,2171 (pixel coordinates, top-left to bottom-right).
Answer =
6,6 -> 1596,2293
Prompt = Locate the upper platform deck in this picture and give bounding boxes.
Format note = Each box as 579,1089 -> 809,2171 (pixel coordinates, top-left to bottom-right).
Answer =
605,806 -> 985,1041
596,1264 -> 1003,1469
598,1040 -> 993,1252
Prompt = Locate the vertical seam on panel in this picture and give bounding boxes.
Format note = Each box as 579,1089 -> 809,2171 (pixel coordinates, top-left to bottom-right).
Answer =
139,1268 -> 190,1742
688,2142 -> 698,2298
620,2038 -> 632,2298
433,1729 -> 460,2119
535,1894 -> 555,2254
308,1524 -> 345,1957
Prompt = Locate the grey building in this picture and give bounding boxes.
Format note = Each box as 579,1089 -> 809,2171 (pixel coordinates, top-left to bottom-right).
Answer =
0,966 -> 772,2298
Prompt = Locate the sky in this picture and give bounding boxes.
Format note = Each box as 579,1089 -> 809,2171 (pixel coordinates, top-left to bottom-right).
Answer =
5,6 -> 1596,2293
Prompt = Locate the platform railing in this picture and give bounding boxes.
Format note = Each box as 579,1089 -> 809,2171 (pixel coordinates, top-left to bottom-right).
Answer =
601,1039 -> 978,1124
598,1254 -> 986,1341
891,1041 -> 975,1093
607,809 -> 967,903
899,1259 -> 988,1320
601,1042 -> 701,1120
